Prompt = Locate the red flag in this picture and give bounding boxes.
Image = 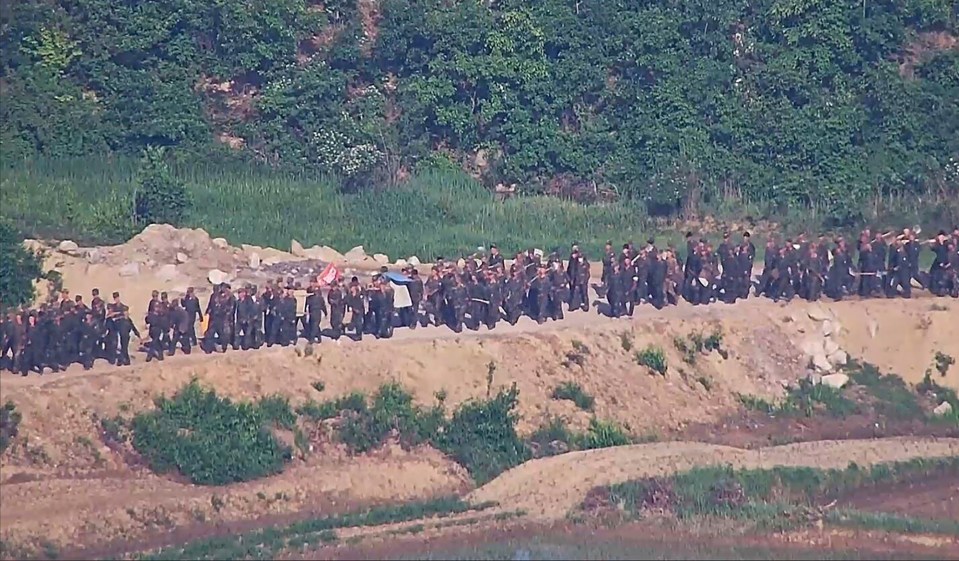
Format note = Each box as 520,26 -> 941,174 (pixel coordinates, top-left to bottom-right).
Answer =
317,263 -> 341,286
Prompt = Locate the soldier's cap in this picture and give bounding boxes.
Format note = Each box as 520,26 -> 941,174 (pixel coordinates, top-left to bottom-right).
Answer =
743,231 -> 751,238
92,288 -> 99,295
647,238 -> 655,245
112,291 -> 120,298
723,232 -> 730,238
490,244 -> 497,249
622,243 -> 630,250
605,240 -> 612,246
939,230 -> 947,236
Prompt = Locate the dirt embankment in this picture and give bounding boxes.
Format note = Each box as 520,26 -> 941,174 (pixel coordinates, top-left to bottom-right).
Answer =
3,228 -> 957,555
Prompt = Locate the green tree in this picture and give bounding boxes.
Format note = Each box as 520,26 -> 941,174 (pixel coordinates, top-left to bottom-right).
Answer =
134,146 -> 189,227
0,219 -> 44,311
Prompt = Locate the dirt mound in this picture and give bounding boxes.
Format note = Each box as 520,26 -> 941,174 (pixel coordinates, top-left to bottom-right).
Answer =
467,437 -> 959,522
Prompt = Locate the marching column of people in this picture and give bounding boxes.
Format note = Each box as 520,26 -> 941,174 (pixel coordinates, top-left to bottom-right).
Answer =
2,227 -> 958,376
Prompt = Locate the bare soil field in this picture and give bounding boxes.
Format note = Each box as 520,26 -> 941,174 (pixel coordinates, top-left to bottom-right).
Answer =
2,229 -> 958,558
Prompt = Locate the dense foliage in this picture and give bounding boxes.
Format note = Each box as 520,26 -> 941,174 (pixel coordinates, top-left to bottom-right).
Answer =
131,380 -> 294,485
0,219 -> 44,311
2,0 -> 958,221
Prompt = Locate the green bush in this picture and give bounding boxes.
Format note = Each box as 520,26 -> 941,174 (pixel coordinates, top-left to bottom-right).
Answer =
0,401 -> 22,454
635,345 -> 668,376
0,219 -> 44,311
335,383 -> 444,453
296,392 -> 367,421
134,146 -> 189,227
574,418 -> 632,450
527,416 -> 576,454
436,384 -> 531,485
131,380 -> 293,485
551,382 -> 595,411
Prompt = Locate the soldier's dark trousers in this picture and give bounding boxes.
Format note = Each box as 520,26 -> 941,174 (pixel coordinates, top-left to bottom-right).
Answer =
549,294 -> 564,321
349,311 -> 364,340
79,341 -> 95,370
607,292 -> 624,318
146,326 -> 165,361
408,299 -> 421,329
569,283 -> 589,311
886,273 -> 911,298
306,317 -> 321,343
117,333 -> 132,365
173,329 -> 192,354
649,283 -> 665,310
203,319 -> 228,353
329,310 -> 344,339
505,303 -> 522,325
805,276 -> 822,301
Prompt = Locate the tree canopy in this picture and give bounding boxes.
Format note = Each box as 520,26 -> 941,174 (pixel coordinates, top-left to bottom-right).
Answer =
2,0 -> 957,221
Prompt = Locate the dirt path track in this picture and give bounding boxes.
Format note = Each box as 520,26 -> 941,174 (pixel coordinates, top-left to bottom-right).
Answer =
467,437 -> 959,521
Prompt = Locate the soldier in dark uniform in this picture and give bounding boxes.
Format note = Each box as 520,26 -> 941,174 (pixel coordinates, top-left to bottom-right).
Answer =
567,245 -> 590,311
406,269 -> 424,329
804,248 -> 824,301
77,312 -> 99,370
305,285 -> 327,343
648,251 -> 668,310
346,278 -> 366,340
606,262 -> 626,317
327,280 -> 346,340
145,298 -> 167,361
757,238 -> 778,296
885,239 -> 911,298
503,270 -> 525,325
233,287 -> 254,349
169,297 -> 192,354
601,241 -> 615,290
422,270 -> 442,327
365,278 -> 383,336
684,245 -> 703,304
858,242 -> 880,297
448,275 -> 468,332
467,274 -> 488,331
279,288 -> 297,345
378,279 -> 395,338
19,313 -> 40,375
929,231 -> 950,296
486,269 -> 503,329
114,305 -> 139,366
528,267 -> 550,324
181,287 -> 202,347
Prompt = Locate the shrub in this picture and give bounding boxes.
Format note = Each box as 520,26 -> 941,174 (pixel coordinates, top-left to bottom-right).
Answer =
296,392 -> 367,421
574,418 -> 632,450
0,401 -> 22,454
635,345 -> 668,376
134,146 -> 189,227
336,382 -> 444,453
436,384 -> 531,485
934,352 -> 956,378
0,219 -> 44,311
551,382 -> 595,411
131,380 -> 293,485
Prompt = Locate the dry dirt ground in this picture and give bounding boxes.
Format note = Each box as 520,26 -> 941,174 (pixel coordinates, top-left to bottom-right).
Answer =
1,229 -> 958,555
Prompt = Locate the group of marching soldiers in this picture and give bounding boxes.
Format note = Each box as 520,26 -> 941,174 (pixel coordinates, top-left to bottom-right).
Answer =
3,227 -> 957,375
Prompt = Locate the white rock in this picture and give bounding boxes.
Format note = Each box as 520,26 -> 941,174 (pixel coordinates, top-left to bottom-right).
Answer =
175,252 -> 189,264
156,264 -> 179,282
86,248 -> 103,264
373,253 -> 390,265
820,373 -> 849,389
933,401 -> 953,417
58,240 -> 79,253
867,319 -> 879,339
207,269 -> 231,285
807,305 -> 831,322
249,252 -> 261,269
823,339 -> 841,357
344,245 -> 367,261
812,353 -> 834,373
821,320 -> 834,337
408,256 -> 421,266
394,258 -> 409,268
827,350 -> 848,367
212,237 -> 229,249
291,239 -> 306,257
303,245 -> 345,263
118,262 -> 140,277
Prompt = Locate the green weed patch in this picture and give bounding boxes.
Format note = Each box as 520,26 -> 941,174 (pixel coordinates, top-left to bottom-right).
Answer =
551,382 -> 595,411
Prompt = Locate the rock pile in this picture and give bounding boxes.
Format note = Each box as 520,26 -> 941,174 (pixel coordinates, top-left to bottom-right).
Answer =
799,304 -> 850,380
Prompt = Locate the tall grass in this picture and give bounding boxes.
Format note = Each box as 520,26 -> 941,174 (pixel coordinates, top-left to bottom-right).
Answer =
1,156 -> 658,260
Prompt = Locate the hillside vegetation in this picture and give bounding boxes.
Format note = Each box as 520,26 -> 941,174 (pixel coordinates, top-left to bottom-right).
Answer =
1,0 -> 958,251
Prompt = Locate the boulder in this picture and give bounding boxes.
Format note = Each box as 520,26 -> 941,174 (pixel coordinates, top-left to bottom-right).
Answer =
303,245 -> 345,262
174,252 -> 188,264
373,253 -> 390,265
207,269 -> 231,285
408,256 -> 421,266
394,258 -> 409,268
933,401 -> 953,417
820,373 -> 849,389
811,353 -> 834,373
344,245 -> 367,261
86,249 -> 103,264
291,239 -> 306,257
156,264 -> 179,282
212,237 -> 229,249
807,305 -> 830,322
118,262 -> 140,277
58,240 -> 79,253
249,252 -> 261,269
827,350 -> 848,367
821,320 -> 834,337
